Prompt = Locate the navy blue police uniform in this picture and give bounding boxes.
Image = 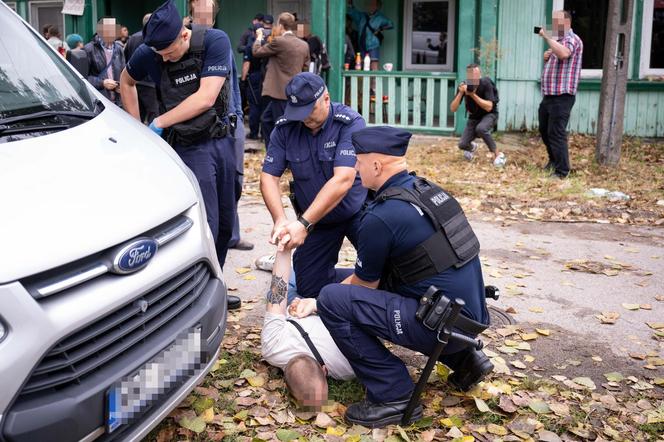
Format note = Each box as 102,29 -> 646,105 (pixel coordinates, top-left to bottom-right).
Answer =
262,73 -> 367,298
126,0 -> 238,268
316,127 -> 491,425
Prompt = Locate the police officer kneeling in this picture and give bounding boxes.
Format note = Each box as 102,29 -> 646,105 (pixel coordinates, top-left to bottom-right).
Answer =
290,126 -> 493,427
120,1 -> 241,308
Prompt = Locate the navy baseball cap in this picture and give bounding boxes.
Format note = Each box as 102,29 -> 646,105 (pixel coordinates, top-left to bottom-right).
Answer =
352,126 -> 413,156
283,73 -> 327,121
263,15 -> 274,24
143,0 -> 182,51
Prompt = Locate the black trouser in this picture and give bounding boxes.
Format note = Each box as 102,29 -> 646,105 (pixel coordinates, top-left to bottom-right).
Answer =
538,94 -> 575,177
247,71 -> 263,137
458,113 -> 498,153
261,98 -> 287,149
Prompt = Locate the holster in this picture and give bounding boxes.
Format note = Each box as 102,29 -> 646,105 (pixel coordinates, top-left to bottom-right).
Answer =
289,180 -> 302,216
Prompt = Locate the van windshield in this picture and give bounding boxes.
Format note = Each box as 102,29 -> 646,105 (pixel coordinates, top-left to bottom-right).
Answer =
0,6 -> 95,120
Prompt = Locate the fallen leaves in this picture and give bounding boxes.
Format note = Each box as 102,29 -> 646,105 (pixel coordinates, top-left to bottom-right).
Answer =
596,311 -> 620,324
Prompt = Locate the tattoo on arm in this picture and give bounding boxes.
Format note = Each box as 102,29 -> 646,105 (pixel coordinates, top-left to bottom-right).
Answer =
267,275 -> 288,305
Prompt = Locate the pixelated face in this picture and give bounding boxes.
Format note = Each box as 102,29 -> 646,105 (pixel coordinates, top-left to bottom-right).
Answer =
97,18 -> 119,44
191,0 -> 216,26
466,66 -> 481,85
552,11 -> 570,36
303,92 -> 330,130
156,31 -> 189,62
294,384 -> 330,409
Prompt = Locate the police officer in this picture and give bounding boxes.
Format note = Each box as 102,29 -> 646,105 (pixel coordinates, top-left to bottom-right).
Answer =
290,126 -> 493,427
260,72 -> 366,299
120,0 -> 241,309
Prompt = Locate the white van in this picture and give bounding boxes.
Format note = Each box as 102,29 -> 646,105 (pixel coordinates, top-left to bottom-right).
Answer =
0,4 -> 228,441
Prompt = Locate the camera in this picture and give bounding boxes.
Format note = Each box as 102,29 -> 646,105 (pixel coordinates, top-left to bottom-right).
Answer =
534,26 -> 542,34
466,83 -> 476,93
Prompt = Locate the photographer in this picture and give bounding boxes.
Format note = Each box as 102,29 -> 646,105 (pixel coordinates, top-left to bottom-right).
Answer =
450,64 -> 505,167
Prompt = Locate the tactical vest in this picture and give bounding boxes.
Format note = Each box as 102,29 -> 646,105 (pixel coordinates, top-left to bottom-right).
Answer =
158,24 -> 230,146
374,174 -> 480,291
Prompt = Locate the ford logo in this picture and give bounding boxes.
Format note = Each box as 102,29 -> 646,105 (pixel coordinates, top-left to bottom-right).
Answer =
111,238 -> 158,275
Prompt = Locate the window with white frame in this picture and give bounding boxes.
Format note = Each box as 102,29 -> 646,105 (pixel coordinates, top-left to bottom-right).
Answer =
553,0 -> 609,78
28,1 -> 66,37
640,0 -> 664,77
6,2 -> 18,11
403,0 -> 455,71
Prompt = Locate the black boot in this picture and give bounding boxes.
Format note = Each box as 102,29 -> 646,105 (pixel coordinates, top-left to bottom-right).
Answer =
447,348 -> 493,392
345,396 -> 422,428
227,295 -> 241,310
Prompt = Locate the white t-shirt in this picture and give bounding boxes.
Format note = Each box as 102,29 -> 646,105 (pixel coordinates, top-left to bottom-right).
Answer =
261,312 -> 355,380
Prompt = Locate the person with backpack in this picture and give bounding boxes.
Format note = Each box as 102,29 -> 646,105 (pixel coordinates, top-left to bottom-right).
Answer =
346,0 -> 393,72
450,64 -> 506,167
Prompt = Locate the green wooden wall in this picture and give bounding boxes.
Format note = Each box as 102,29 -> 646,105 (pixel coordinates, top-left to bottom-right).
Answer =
217,0 -> 267,51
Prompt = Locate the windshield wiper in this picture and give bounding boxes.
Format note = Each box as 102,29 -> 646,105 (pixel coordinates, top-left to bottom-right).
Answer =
0,109 -> 98,126
0,123 -> 71,136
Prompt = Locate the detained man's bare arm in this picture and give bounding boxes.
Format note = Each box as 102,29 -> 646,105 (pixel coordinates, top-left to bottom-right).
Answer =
265,248 -> 292,315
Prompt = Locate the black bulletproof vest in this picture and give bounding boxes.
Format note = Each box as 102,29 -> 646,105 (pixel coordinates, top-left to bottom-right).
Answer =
158,24 -> 230,146
374,174 -> 480,291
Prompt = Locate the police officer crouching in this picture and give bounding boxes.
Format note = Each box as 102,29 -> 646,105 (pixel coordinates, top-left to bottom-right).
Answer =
120,0 -> 241,309
290,126 -> 493,427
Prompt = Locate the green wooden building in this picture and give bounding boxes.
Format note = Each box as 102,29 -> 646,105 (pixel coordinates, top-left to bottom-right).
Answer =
6,0 -> 664,137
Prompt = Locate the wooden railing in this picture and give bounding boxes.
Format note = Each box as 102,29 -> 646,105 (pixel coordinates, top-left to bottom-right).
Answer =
342,71 -> 457,134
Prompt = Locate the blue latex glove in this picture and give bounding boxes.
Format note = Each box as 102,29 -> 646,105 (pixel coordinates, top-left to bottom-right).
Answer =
148,120 -> 163,136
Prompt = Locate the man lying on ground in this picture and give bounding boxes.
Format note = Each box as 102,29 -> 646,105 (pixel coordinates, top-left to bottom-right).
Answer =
261,242 -> 355,408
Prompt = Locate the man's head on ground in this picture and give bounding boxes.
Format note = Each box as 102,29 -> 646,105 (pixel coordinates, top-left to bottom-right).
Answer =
274,12 -> 296,37
465,63 -> 481,90
96,18 -> 119,45
144,1 -> 190,62
352,126 -> 412,190
552,10 -> 572,37
284,73 -> 330,131
189,0 -> 218,26
284,354 -> 328,408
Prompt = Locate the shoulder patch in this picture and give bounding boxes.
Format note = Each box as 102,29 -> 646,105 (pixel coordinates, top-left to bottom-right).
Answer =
333,113 -> 353,124
275,117 -> 291,127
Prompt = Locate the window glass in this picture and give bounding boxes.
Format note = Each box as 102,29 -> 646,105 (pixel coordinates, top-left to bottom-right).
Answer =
564,0 -> 609,69
650,0 -> 664,68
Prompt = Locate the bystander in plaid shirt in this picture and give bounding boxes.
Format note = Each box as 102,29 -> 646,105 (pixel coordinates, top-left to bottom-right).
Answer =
541,29 -> 583,96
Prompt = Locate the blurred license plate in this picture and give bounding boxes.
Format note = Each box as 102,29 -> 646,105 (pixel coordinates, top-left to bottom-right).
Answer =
106,327 -> 202,433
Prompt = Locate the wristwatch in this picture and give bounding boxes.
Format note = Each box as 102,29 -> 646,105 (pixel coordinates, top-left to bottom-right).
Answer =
297,216 -> 314,233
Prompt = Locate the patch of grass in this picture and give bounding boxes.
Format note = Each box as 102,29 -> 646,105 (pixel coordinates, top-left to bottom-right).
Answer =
213,350 -> 261,380
519,376 -> 538,391
328,378 -> 365,404
638,422 -> 664,440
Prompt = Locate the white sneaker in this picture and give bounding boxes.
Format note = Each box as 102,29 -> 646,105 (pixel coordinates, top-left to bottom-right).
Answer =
463,150 -> 474,161
470,141 -> 479,153
462,141 -> 479,161
255,254 -> 275,272
493,152 -> 507,168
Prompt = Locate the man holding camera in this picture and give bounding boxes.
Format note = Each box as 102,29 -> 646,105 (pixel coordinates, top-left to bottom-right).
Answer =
450,64 -> 505,167
537,10 -> 583,179
289,126 -> 492,428
252,12 -> 310,148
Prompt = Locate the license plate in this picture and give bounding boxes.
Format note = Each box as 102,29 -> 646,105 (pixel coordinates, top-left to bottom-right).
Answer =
106,327 -> 202,433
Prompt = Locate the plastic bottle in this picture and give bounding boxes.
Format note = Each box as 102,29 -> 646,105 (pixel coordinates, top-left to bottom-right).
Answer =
363,53 -> 371,71
354,52 -> 362,70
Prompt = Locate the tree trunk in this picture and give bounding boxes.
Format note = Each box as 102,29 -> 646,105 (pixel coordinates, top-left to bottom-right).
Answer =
596,0 -> 634,166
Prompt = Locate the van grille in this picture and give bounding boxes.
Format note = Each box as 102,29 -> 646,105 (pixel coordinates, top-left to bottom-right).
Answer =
20,263 -> 210,396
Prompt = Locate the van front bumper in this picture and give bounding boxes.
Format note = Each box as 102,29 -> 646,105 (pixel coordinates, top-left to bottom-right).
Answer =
0,276 -> 227,442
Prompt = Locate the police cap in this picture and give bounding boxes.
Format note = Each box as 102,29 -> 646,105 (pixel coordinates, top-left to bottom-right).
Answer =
351,126 -> 412,156
263,15 -> 274,24
283,72 -> 326,121
143,0 -> 182,51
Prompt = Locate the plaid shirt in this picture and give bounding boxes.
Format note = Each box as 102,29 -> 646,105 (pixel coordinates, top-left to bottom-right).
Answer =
541,29 -> 583,96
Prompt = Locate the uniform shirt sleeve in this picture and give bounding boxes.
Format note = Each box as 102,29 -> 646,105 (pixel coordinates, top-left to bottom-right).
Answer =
201,30 -> 231,77
262,128 -> 288,177
334,116 -> 366,168
125,44 -> 152,82
230,54 -> 243,118
355,212 -> 394,282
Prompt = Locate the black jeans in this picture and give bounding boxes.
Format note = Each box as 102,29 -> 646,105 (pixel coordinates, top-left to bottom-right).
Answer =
458,113 -> 498,153
261,98 -> 287,149
538,94 -> 576,176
